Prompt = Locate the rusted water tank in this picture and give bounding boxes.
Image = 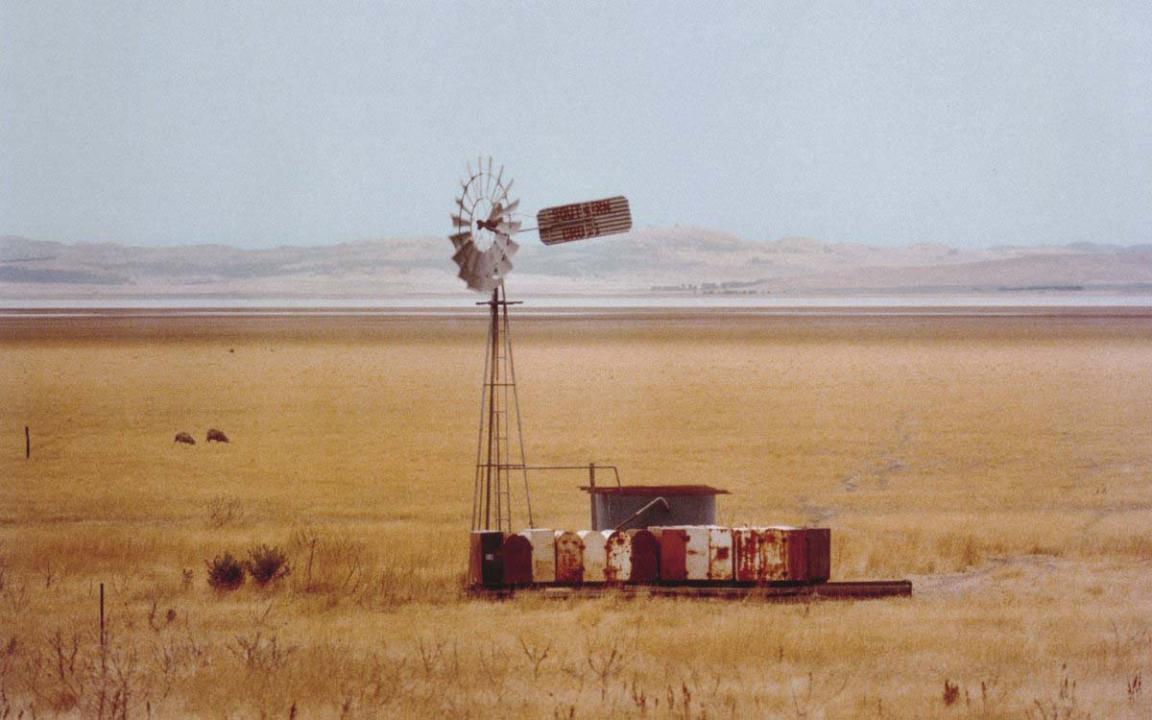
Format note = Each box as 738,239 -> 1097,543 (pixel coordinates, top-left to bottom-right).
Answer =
733,527 -> 787,582
705,526 -> 734,581
653,525 -> 732,582
603,530 -> 631,583
554,530 -> 584,585
581,485 -> 728,531
768,526 -> 832,583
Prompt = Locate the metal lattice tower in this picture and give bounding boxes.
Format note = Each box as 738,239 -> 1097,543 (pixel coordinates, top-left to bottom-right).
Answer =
471,282 -> 533,533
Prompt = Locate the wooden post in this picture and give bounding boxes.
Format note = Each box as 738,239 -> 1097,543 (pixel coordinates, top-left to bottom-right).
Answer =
25,426 -> 30,459
99,583 -> 105,647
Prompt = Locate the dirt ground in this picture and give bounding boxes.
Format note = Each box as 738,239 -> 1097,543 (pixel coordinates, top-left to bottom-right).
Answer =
1,308 -> 1150,718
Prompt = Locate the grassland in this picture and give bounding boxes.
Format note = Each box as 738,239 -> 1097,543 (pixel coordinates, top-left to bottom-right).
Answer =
1,308 -> 1150,718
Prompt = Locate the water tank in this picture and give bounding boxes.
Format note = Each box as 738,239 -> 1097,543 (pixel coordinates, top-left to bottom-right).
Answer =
581,484 -> 728,531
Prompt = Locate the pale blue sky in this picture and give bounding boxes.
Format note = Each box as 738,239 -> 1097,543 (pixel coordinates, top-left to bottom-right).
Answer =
1,2 -> 1149,248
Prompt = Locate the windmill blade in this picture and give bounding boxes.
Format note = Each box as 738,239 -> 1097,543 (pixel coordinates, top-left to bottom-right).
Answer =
501,198 -> 520,216
497,235 -> 520,258
471,252 -> 495,284
466,272 -> 497,292
450,231 -> 473,250
452,242 -> 476,267
459,260 -> 485,288
492,165 -> 504,199
451,212 -> 472,229
497,219 -> 522,235
493,253 -> 513,278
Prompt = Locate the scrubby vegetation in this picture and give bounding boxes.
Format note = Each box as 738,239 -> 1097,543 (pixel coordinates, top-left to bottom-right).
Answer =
245,544 -> 289,585
205,552 -> 245,591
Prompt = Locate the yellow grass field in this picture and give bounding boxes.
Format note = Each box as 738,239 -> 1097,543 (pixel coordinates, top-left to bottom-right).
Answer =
1,308 -> 1150,718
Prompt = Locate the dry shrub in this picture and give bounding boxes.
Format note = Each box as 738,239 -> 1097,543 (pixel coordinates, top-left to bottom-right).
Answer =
205,497 -> 245,528
247,545 -> 290,585
205,553 -> 245,591
943,678 -> 960,706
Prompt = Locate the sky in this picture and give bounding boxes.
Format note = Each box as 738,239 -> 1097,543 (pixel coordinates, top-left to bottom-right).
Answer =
1,1 -> 1150,249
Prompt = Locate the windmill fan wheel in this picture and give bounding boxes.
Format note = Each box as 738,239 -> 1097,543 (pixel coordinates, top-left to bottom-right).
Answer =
449,157 -> 523,293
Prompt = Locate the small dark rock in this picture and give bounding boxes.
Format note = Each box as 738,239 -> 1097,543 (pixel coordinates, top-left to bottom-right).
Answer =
174,432 -> 196,445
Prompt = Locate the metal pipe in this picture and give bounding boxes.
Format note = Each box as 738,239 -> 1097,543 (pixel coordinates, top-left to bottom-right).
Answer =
513,464 -> 623,487
612,497 -> 670,531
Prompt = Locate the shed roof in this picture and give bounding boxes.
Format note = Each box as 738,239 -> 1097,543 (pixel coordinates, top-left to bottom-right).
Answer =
579,484 -> 729,496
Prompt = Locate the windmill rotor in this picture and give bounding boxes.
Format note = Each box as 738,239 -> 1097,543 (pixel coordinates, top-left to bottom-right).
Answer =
450,157 -> 520,294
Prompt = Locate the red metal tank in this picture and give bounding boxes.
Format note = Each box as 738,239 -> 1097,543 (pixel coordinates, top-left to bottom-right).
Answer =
654,526 -> 688,582
501,534 -> 533,585
771,526 -> 808,582
627,529 -> 661,583
804,528 -> 831,582
770,526 -> 832,583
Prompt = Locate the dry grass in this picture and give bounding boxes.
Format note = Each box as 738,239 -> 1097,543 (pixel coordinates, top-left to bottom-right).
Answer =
1,309 -> 1150,718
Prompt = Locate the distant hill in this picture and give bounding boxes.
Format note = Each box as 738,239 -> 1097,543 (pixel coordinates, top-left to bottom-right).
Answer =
2,230 -> 1151,300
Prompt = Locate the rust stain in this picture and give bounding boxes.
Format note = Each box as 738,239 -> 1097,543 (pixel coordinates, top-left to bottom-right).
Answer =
554,531 -> 584,585
604,531 -> 631,583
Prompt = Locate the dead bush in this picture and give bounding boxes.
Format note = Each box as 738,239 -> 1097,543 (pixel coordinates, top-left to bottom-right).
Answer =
205,553 -> 245,591
247,545 -> 290,586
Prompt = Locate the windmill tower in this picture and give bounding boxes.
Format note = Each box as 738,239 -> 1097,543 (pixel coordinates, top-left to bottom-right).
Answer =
450,158 -> 532,534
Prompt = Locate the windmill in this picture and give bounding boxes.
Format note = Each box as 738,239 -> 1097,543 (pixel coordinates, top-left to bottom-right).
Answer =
451,157 -> 633,537
452,157 -> 530,535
